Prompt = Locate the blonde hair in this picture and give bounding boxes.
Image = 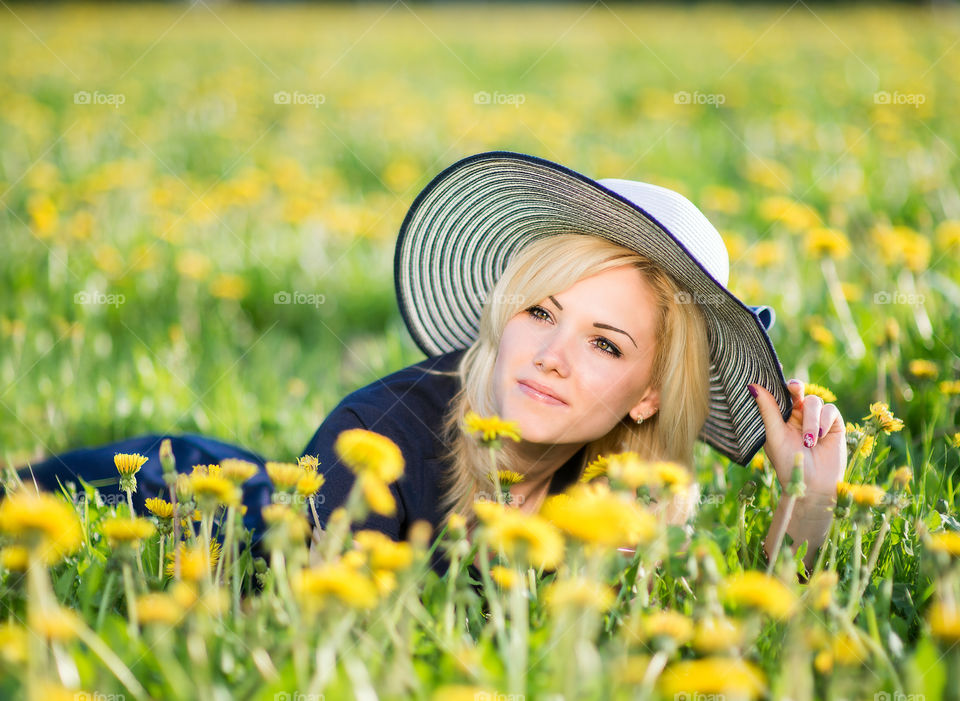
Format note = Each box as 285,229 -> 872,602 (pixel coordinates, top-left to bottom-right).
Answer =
436,233 -> 712,528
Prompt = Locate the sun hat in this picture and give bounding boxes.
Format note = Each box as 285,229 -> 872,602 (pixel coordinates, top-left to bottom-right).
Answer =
393,150 -> 791,466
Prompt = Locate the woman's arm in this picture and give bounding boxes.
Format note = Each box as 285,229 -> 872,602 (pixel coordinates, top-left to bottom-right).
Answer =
748,378 -> 846,572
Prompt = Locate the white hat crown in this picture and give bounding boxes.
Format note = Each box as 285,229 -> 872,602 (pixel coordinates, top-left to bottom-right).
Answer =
596,178 -> 731,288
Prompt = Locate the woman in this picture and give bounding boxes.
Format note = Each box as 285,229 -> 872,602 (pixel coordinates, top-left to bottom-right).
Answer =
16,151 -> 846,573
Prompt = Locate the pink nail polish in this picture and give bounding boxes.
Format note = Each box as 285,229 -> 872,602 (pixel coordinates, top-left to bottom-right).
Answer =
818,427 -> 824,438
747,384 -> 758,398
803,433 -> 815,448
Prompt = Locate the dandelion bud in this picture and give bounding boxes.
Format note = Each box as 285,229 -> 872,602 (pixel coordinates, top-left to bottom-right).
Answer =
160,438 -> 176,485
787,454 -> 806,498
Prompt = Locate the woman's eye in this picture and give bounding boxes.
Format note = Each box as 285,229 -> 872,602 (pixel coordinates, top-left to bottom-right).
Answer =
594,338 -> 622,357
526,306 -> 551,322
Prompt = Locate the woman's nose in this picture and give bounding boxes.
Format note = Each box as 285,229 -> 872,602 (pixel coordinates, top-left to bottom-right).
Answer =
534,335 -> 571,376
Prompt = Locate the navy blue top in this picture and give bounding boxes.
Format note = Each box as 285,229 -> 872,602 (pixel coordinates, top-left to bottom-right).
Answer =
17,349 -> 587,573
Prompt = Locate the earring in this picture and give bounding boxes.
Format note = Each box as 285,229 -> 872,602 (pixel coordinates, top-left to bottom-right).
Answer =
634,414 -> 644,425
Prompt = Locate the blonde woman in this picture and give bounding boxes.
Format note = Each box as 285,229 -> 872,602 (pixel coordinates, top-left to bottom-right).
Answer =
19,151 -> 846,574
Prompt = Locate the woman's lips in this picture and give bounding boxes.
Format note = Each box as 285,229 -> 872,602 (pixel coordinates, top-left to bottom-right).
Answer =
517,380 -> 567,406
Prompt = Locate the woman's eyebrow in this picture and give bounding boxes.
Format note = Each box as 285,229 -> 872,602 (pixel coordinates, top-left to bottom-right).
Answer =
594,322 -> 637,348
547,295 -> 638,348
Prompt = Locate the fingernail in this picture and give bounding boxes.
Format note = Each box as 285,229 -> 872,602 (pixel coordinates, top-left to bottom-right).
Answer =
747,384 -> 758,398
818,427 -> 824,438
803,432 -> 815,448
788,379 -> 802,386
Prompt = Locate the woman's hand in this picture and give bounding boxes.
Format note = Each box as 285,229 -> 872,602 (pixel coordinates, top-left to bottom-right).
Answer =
749,379 -> 846,570
749,379 -> 846,500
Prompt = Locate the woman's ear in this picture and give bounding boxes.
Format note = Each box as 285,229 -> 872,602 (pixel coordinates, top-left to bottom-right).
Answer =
629,386 -> 660,422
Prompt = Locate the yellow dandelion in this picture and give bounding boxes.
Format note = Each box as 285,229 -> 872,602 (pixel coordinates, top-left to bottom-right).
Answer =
265,461 -> 303,490
837,482 -> 885,508
891,466 -> 913,489
353,530 -> 414,572
474,500 -> 564,570
145,497 -> 175,520
463,411 -> 522,445
0,491 -> 83,565
432,686 -> 502,701
928,600 -> 960,643
261,504 -> 311,539
114,452 -> 149,476
296,471 -> 326,498
658,658 -> 766,699
807,570 -> 839,611
603,452 -> 691,493
490,565 -> 518,589
360,473 -> 396,517
190,463 -> 221,477
189,472 -> 240,507
908,359 -> 939,380
0,546 -> 29,572
614,654 -> 654,684
136,593 -> 183,626
447,513 -> 467,535
497,470 -> 525,487
28,606 -> 80,642
857,434 -> 876,458
165,541 -> 221,581
545,577 -> 615,612
292,561 -> 379,611
101,517 -> 156,546
939,380 -> 960,395
721,571 -> 797,619
334,429 -> 405,483
629,610 -> 694,645
219,458 -> 260,484
298,455 -> 320,473
805,226 -> 850,259
0,623 -> 27,664
803,383 -> 837,402
864,402 -> 904,434
691,617 -> 744,653
540,482 -> 658,548
580,455 -> 610,483
949,433 -> 960,450
929,532 -> 960,558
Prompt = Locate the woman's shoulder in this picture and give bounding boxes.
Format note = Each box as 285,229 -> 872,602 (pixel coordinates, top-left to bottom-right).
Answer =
340,349 -> 464,416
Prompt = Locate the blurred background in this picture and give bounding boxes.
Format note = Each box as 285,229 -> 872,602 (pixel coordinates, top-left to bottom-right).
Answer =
1,2 -> 958,473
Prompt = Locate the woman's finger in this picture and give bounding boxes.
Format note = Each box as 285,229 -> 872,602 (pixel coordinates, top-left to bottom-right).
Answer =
802,394 -> 825,447
787,379 -> 805,423
819,404 -> 844,437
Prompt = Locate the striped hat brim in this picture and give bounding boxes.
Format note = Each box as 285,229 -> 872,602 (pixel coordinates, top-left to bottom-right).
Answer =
393,151 -> 792,466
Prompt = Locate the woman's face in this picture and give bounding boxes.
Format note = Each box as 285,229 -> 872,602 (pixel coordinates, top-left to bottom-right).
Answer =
492,265 -> 662,446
